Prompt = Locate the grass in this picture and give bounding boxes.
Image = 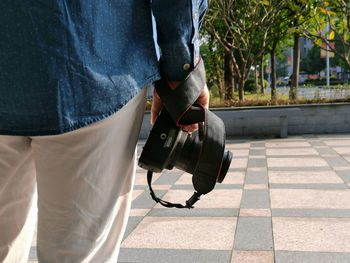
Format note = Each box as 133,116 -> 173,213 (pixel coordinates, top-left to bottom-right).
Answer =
209,91 -> 350,108
145,91 -> 350,110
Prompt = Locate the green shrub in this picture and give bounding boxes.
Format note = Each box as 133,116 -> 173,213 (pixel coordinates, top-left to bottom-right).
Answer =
304,77 -> 343,86
244,78 -> 269,93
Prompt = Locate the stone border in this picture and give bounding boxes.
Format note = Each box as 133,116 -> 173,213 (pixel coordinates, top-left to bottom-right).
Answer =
139,103 -> 350,139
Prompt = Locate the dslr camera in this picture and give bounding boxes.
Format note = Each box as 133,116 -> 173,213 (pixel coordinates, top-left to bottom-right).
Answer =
139,59 -> 232,208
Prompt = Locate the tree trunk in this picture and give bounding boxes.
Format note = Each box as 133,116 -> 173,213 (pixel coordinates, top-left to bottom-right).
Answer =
238,77 -> 245,101
260,55 -> 265,94
271,45 -> 277,103
254,62 -> 259,93
224,51 -> 234,100
290,33 -> 300,100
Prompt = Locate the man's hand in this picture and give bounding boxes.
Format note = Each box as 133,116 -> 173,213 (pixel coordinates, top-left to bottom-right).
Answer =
151,82 -> 210,134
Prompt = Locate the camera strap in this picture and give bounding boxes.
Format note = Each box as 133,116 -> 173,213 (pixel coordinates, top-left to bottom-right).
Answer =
147,170 -> 201,209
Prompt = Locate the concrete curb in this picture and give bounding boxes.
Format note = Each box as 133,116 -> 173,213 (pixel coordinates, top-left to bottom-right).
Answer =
139,103 -> 350,139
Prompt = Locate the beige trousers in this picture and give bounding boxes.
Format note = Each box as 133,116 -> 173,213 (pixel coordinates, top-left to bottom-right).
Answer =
0,88 -> 147,263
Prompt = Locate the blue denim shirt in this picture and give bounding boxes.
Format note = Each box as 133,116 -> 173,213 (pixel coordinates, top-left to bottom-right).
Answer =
0,0 -> 207,136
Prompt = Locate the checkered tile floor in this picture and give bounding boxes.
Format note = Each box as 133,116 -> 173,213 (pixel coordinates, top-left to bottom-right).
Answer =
28,134 -> 350,263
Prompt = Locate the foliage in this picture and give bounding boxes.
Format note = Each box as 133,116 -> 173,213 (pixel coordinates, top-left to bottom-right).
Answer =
303,77 -> 344,85
303,0 -> 350,69
200,35 -> 225,94
300,45 -> 327,74
244,78 -> 269,93
203,0 -> 287,101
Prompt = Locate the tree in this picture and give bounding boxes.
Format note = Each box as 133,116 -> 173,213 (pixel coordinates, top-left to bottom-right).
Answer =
203,0 -> 286,101
300,45 -> 326,76
200,34 -> 225,98
304,0 -> 350,70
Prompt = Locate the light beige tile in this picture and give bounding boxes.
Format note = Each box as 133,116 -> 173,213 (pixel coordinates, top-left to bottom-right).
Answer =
244,184 -> 268,190
314,146 -> 328,149
227,143 -> 251,149
132,190 -> 144,201
270,189 -> 350,209
230,149 -> 250,157
250,147 -> 265,150
324,140 -> 350,146
322,154 -> 339,158
175,171 -> 244,185
155,189 -> 242,209
266,142 -> 310,148
333,147 -> 350,155
151,185 -> 172,190
273,217 -> 350,252
231,251 -> 274,263
267,157 -> 328,168
239,209 -> 271,217
249,156 -> 266,159
333,167 -> 350,171
129,209 -> 150,217
266,148 -> 318,156
134,172 -> 161,186
32,225 -> 37,246
268,170 -> 343,184
345,157 -> 350,164
230,158 -> 248,169
222,171 -> 245,185
121,216 -> 237,250
175,173 -> 192,185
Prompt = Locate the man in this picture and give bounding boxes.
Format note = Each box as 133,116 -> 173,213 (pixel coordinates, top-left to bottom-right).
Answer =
0,0 -> 208,262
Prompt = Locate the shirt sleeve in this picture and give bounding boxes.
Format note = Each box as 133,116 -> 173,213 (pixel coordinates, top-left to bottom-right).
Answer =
151,0 -> 208,81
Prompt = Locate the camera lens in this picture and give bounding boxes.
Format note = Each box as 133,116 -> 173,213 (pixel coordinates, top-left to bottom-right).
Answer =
173,133 -> 201,174
217,151 -> 233,183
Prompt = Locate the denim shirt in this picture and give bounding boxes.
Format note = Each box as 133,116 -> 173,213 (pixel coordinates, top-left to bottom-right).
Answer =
0,0 -> 207,136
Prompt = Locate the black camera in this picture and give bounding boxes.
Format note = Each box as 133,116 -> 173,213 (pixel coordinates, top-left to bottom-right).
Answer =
138,59 -> 232,208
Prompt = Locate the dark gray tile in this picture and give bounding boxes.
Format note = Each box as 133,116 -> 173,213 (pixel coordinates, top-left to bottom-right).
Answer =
245,171 -> 268,184
249,149 -> 266,156
269,183 -> 348,189
131,190 -> 167,209
248,158 -> 267,168
271,208 -> 350,218
240,190 -> 270,209
310,141 -> 326,146
251,142 -> 265,147
148,208 -> 239,217
336,170 -> 350,182
123,216 -> 144,241
233,217 -> 273,250
275,251 -> 350,263
133,185 -> 147,190
315,147 -> 337,155
29,246 -> 37,261
324,157 -> 350,167
118,248 -> 232,263
154,172 -> 184,185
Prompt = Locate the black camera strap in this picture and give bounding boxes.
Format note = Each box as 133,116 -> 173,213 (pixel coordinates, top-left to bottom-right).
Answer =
147,170 -> 201,209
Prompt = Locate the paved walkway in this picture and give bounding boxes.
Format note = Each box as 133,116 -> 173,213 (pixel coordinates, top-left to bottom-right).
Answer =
28,134 -> 350,263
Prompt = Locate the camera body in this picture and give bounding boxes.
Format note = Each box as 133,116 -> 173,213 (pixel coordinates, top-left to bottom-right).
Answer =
139,107 -> 232,195
138,58 -> 232,207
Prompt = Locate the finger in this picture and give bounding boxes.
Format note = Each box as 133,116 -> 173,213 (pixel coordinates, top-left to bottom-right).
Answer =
182,123 -> 198,134
195,84 -> 210,109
